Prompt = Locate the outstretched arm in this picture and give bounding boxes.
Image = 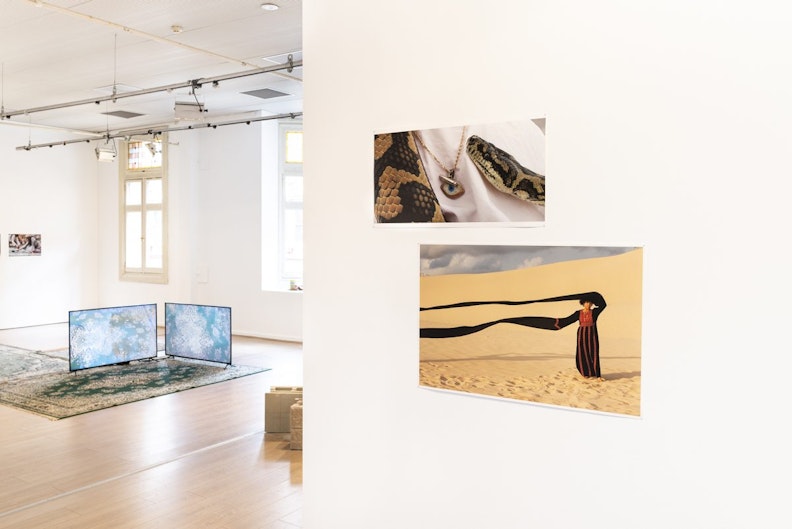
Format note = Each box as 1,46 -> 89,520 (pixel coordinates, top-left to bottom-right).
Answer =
586,292 -> 606,309
585,292 -> 607,321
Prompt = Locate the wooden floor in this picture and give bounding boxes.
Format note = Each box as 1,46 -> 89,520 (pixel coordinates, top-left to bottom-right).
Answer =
0,324 -> 303,529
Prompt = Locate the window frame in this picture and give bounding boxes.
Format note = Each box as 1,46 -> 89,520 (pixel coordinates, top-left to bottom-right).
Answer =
278,121 -> 303,288
118,135 -> 169,284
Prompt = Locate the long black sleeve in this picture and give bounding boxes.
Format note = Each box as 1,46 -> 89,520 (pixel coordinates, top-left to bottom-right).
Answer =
419,291 -> 605,338
420,291 -> 605,312
587,292 -> 606,322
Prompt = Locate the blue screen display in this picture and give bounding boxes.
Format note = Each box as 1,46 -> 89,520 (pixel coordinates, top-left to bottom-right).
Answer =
69,304 -> 158,371
165,303 -> 232,365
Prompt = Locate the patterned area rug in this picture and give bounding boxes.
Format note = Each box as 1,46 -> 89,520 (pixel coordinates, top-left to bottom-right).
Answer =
0,347 -> 66,380
0,346 -> 267,420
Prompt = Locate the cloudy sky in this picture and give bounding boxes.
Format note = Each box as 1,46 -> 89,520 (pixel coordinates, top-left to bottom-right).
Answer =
420,245 -> 637,276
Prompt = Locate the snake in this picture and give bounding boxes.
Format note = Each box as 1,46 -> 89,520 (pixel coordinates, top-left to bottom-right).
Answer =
374,131 -> 545,223
374,132 -> 446,223
466,135 -> 545,205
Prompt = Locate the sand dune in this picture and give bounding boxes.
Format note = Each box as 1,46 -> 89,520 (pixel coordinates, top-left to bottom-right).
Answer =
419,248 -> 642,416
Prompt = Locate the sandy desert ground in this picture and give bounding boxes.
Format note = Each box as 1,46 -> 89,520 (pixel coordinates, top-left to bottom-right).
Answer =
419,248 -> 643,416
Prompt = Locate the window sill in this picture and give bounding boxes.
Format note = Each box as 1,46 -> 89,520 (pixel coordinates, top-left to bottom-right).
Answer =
120,272 -> 169,284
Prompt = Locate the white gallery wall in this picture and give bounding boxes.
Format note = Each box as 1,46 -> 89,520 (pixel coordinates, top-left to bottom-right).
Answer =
0,126 -> 99,328
1,118 -> 302,341
303,1 -> 791,528
178,122 -> 303,341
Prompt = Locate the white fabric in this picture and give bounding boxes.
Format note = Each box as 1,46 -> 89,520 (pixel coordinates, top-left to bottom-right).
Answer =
412,119 -> 546,223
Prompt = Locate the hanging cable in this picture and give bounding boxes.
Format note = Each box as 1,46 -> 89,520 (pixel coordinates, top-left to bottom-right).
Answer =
112,33 -> 118,102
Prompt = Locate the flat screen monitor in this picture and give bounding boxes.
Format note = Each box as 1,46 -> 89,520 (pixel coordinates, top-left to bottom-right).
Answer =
68,303 -> 158,371
164,303 -> 232,365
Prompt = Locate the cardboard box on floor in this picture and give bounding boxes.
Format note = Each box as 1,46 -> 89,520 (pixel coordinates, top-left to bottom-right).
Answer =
265,386 -> 303,433
290,400 -> 303,450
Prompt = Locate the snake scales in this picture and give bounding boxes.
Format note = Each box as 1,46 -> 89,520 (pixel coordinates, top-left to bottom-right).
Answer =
374,131 -> 545,223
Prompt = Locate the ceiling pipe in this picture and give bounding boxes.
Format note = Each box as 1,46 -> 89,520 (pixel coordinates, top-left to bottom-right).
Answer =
0,118 -> 102,137
15,111 -> 303,151
1,57 -> 302,120
26,0 -> 301,83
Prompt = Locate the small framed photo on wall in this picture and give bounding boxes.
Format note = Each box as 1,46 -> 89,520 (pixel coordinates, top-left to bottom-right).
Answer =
8,234 -> 42,256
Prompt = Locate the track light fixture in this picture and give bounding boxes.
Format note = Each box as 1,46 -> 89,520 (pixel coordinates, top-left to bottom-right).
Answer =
15,111 -> 302,151
146,137 -> 162,156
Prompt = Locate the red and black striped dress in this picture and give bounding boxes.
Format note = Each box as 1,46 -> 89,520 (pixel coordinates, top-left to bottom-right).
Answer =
551,293 -> 606,377
576,309 -> 600,378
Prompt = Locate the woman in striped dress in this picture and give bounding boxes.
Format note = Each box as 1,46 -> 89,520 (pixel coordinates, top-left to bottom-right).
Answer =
420,291 -> 607,379
550,293 -> 607,379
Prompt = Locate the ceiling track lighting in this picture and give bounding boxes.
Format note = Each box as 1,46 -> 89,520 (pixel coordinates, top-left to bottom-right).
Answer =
0,118 -> 102,136
146,141 -> 159,156
0,58 -> 302,121
15,112 -> 302,152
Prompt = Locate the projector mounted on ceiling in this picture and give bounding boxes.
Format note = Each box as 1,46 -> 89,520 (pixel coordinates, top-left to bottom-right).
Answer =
95,139 -> 117,162
174,101 -> 207,121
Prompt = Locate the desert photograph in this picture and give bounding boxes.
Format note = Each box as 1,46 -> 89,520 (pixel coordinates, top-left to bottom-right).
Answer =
419,245 -> 643,416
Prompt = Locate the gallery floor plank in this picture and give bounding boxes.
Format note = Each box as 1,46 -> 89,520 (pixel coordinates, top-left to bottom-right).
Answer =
0,325 -> 303,529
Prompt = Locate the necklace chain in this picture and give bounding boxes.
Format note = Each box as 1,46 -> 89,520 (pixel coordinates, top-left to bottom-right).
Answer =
414,126 -> 468,176
413,126 -> 468,199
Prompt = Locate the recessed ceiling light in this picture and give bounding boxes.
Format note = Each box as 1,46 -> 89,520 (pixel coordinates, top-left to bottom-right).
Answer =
260,3 -> 279,11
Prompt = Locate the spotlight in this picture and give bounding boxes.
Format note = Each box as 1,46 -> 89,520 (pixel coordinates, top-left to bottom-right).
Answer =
146,141 -> 160,156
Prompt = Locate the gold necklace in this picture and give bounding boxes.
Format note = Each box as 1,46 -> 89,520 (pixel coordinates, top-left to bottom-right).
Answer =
414,126 -> 468,198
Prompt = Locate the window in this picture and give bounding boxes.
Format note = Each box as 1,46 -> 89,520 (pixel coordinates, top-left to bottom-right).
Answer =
120,136 -> 168,283
262,120 -> 303,291
279,124 -> 303,289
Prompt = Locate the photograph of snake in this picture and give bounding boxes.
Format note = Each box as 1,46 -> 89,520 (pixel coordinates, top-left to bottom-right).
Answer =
419,245 -> 643,416
374,119 -> 546,223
